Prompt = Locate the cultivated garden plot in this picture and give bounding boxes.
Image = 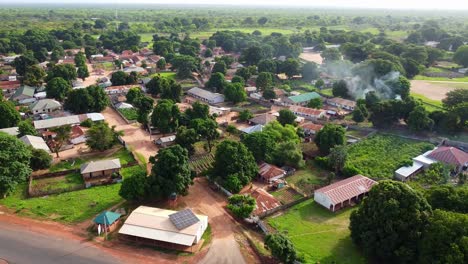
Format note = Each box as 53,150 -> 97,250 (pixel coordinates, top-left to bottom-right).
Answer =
346,134 -> 434,179
118,108 -> 138,121
268,199 -> 365,264
271,187 -> 304,204
189,153 -> 215,175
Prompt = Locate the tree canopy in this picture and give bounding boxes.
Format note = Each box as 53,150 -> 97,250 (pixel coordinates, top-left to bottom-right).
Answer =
0,101 -> 21,129
227,194 -> 256,218
314,124 -> 346,154
265,233 -> 299,264
86,122 -> 122,151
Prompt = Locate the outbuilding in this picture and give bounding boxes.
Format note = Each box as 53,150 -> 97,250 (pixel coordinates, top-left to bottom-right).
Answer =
94,211 -> 122,233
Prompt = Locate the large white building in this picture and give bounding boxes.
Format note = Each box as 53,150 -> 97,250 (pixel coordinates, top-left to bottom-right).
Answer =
187,87 -> 225,105
119,206 -> 208,249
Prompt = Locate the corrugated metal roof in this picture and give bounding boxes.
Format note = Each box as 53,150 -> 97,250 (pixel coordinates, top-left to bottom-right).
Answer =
19,135 -> 51,153
287,92 -> 320,103
34,115 -> 81,130
94,211 -> 121,225
80,159 -> 121,174
315,175 -> 377,205
29,99 -> 61,111
187,87 -> 224,102
258,162 -> 286,180
251,189 -> 281,215
428,146 -> 468,166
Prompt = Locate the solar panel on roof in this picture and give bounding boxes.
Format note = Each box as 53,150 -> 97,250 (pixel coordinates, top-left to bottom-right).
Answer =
169,209 -> 200,230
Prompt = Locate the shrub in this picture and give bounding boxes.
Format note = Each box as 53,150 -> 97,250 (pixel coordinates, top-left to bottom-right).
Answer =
342,164 -> 362,177
227,194 -> 256,218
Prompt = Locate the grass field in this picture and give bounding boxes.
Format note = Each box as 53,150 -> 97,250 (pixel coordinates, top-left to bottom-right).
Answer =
118,108 -> 138,120
49,147 -> 135,172
411,92 -> 445,112
286,162 -> 328,195
319,88 -> 333,96
268,199 -> 365,264
151,71 -> 176,79
30,172 -> 84,194
0,165 -> 145,223
413,75 -> 468,82
346,134 -> 435,179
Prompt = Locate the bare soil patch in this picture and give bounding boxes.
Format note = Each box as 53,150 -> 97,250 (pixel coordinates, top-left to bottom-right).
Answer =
300,52 -> 323,64
410,80 -> 462,100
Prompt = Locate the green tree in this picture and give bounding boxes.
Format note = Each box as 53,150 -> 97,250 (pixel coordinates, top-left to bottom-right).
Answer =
453,45 -> 468,67
74,51 -> 87,67
277,109 -> 297,126
258,59 -> 277,73
332,80 -> 349,98
328,145 -> 347,174
425,186 -> 468,214
135,96 -> 154,125
421,162 -> 450,184
151,99 -> 180,134
46,77 -> 71,101
350,181 -> 432,263
86,122 -> 122,152
49,125 -> 71,158
212,140 -> 257,193
46,64 -> 77,83
263,88 -> 276,100
264,233 -> 299,264
161,80 -> 182,103
407,106 -> 434,132
227,194 -> 256,218
0,133 -> 32,197
148,145 -> 193,199
256,72 -> 274,91
352,108 -> 365,123
64,88 -> 92,114
175,126 -> 199,154
77,66 -> 89,80
190,118 -> 219,152
110,71 -> 129,86
242,132 -> 276,163
418,210 -> 468,264
280,58 -> 301,79
156,58 -> 166,70
29,148 -> 52,171
231,75 -> 245,86
212,61 -> 227,75
238,109 -> 253,122
315,79 -> 324,89
443,89 -> 468,109
0,101 -> 21,129
204,48 -> 213,58
23,65 -> 46,87
236,67 -> 253,81
302,62 -> 319,82
171,55 -> 199,79
273,141 -> 304,168
321,48 -> 342,62
18,120 -> 37,137
263,121 -> 300,143
146,75 -> 169,96
205,72 -> 226,93
13,52 -> 38,76
153,40 -> 174,57
314,124 -> 346,154
87,85 -> 109,112
119,170 -> 148,201
307,97 -> 323,109
126,87 -> 144,105
185,101 -> 210,121
224,82 -> 247,104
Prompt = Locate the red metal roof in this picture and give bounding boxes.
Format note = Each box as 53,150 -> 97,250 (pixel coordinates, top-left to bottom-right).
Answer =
300,122 -> 323,132
315,175 -> 377,205
251,189 -> 281,215
290,105 -> 326,117
427,146 -> 468,166
258,162 -> 286,180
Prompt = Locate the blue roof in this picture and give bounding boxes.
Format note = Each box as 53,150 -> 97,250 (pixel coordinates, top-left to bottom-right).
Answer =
288,92 -> 321,103
94,211 -> 121,225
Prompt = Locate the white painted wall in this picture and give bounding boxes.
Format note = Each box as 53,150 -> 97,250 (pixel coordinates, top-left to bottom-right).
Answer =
314,192 -> 332,210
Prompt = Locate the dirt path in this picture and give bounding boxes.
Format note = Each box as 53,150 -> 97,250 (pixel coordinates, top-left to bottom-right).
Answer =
81,63 -> 113,87
300,52 -> 323,64
101,107 -> 159,163
410,80 -> 462,100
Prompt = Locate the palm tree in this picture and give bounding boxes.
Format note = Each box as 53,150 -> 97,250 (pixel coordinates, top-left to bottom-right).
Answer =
50,125 -> 72,158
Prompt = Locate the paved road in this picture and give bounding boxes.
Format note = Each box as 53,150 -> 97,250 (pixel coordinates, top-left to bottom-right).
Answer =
0,223 -> 121,264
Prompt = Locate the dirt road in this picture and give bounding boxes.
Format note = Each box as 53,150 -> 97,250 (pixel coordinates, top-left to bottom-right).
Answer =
101,107 -> 158,163
300,52 -> 323,64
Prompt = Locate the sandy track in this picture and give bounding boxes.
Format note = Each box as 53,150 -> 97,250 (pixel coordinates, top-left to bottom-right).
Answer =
410,80 -> 461,100
300,52 -> 323,64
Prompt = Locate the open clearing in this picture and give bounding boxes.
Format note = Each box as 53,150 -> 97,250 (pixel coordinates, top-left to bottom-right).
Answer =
299,52 -> 323,64
410,80 -> 468,101
268,199 -> 365,264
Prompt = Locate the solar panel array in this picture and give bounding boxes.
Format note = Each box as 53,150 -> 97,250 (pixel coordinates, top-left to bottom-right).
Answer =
169,209 -> 200,230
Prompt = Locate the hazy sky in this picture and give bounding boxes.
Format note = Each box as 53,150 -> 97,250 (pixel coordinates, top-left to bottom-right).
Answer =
4,0 -> 468,10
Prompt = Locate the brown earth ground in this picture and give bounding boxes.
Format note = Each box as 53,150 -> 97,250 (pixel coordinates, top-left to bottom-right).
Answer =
299,52 -> 323,64
410,80 -> 468,100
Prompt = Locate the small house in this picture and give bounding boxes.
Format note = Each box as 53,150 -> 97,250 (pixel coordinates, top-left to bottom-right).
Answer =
241,124 -> 264,134
300,122 -> 324,136
251,189 -> 281,216
29,99 -> 62,114
314,175 -> 377,212
187,87 -> 225,105
258,162 -> 287,183
94,211 -> 122,233
248,113 -> 277,126
0,127 -> 19,137
155,135 -> 176,148
289,105 -> 326,121
19,135 -> 51,153
80,159 -> 122,188
326,97 -> 357,111
10,85 -> 36,103
282,92 -> 321,106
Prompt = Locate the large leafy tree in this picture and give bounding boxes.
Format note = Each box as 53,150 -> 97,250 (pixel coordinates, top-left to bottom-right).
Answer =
0,133 -> 32,197
256,72 -> 274,91
227,194 -> 256,218
273,141 -> 304,168
277,109 -> 297,126
185,101 -> 210,120
350,181 -> 432,263
110,71 -> 130,86
302,62 -> 319,82
161,79 -> 182,103
46,64 -> 77,83
443,89 -> 468,109
418,210 -> 468,264
88,85 -> 109,112
50,125 -> 71,158
407,106 -> 434,132
86,122 -> 122,151
307,97 -> 323,109
46,77 -> 71,101
148,145 -> 193,199
29,148 -> 52,171
146,74 -> 170,96
224,82 -> 246,104
18,119 -> 37,137
135,96 -> 154,125
175,126 -> 199,154
64,86 -> 108,114
151,99 -> 180,134
23,65 -> 46,87
205,72 -> 226,93
314,124 -> 346,154
212,140 -> 258,193
332,80 -> 350,98
211,61 -> 227,75
264,233 -> 299,264
119,169 -> 148,201
0,101 -> 21,129
126,87 -> 144,105
425,186 -> 468,214
171,55 -> 199,79
13,51 -> 38,76
280,58 -> 301,79
453,45 -> 468,67
190,118 -> 219,152
242,132 -> 276,163
328,144 -> 348,174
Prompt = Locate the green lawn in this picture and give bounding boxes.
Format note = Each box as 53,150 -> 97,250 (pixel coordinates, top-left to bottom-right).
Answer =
30,172 -> 84,193
49,147 -> 135,172
346,134 -> 435,179
151,71 -> 176,79
319,88 -> 333,96
413,75 -> 468,82
286,163 -> 328,195
0,165 -> 145,223
118,108 -> 138,121
268,199 -> 365,264
410,92 -> 445,112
